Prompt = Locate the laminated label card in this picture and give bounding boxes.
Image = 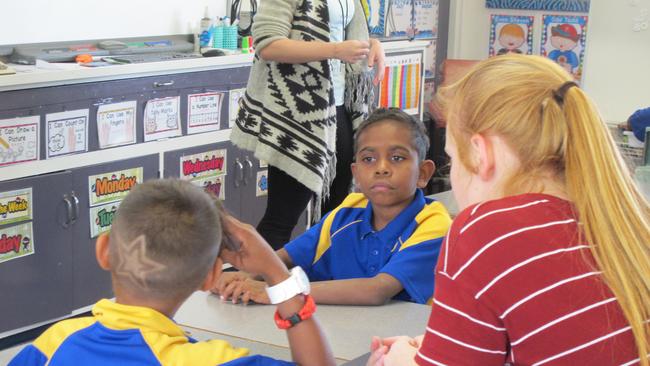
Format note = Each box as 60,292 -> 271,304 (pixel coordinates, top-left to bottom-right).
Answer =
97,101 -> 137,148
89,201 -> 120,238
0,222 -> 35,264
0,116 -> 39,167
180,149 -> 227,181
88,167 -> 143,206
0,188 -> 32,226
188,92 -> 224,134
46,109 -> 89,158
229,89 -> 246,126
143,96 -> 181,141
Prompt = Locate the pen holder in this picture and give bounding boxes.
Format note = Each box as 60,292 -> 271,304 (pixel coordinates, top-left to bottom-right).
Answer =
213,26 -> 225,49
224,25 -> 238,50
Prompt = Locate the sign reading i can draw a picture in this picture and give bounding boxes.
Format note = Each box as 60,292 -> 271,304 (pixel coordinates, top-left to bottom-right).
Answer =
0,188 -> 32,226
0,222 -> 35,264
489,15 -> 534,57
88,167 -> 143,207
0,116 -> 39,167
541,15 -> 588,82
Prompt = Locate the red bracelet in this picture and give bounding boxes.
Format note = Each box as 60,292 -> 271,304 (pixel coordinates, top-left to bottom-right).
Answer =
274,294 -> 316,330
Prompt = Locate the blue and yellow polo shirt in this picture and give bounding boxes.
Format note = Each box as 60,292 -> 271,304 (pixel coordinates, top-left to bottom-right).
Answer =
285,189 -> 451,304
10,299 -> 292,366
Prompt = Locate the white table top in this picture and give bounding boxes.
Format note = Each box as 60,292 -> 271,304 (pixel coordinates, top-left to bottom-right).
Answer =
175,291 -> 431,362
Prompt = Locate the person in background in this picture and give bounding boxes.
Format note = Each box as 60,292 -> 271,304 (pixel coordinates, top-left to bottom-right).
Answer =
214,108 -> 452,306
10,179 -> 334,366
624,106 -> 650,142
231,0 -> 385,250
367,54 -> 650,365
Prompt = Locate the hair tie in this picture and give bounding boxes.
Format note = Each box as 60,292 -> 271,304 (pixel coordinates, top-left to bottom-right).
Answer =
552,81 -> 578,106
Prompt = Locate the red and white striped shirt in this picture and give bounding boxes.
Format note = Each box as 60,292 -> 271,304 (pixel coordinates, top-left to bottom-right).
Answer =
416,193 -> 639,366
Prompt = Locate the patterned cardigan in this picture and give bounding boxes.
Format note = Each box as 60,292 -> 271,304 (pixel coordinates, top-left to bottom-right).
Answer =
230,0 -> 374,214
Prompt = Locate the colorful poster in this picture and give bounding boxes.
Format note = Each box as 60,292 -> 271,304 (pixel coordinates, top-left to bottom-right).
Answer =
88,167 -> 143,206
486,0 -> 590,13
192,176 -> 226,200
0,188 -> 32,226
256,170 -> 268,197
143,96 -> 181,142
489,15 -> 534,57
0,222 -> 35,264
424,40 -> 437,79
541,15 -> 589,82
180,149 -> 227,181
45,109 -> 89,158
413,0 -> 438,39
388,0 -> 414,38
363,0 -> 389,37
228,88 -> 246,126
0,116 -> 39,167
187,92 -> 224,134
97,101 -> 137,149
378,53 -> 423,115
89,201 -> 120,238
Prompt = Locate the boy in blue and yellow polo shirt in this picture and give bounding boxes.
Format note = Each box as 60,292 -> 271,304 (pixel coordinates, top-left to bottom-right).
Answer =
214,108 -> 452,305
10,180 -> 334,366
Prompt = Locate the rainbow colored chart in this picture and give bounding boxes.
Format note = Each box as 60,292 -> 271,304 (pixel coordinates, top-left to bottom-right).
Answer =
379,53 -> 422,115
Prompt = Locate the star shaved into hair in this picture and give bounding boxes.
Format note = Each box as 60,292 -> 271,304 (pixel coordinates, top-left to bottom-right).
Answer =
113,234 -> 167,290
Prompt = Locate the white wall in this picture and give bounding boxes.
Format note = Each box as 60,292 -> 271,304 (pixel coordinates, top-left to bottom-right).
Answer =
0,0 -> 232,46
448,0 -> 650,123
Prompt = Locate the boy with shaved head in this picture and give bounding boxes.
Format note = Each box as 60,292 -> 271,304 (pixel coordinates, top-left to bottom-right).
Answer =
10,179 -> 334,366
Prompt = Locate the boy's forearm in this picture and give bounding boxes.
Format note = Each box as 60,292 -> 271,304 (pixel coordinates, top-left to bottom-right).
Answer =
276,248 -> 294,268
280,296 -> 335,366
310,274 -> 403,305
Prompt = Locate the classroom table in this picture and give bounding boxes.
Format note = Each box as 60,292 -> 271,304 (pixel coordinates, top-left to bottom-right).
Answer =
175,291 -> 431,364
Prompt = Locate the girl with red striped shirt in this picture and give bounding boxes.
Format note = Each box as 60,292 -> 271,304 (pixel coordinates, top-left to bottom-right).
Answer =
367,55 -> 650,366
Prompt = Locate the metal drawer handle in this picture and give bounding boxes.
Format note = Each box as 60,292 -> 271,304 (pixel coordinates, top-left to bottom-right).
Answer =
243,156 -> 254,185
62,194 -> 73,228
153,81 -> 175,87
234,158 -> 244,187
70,191 -> 79,225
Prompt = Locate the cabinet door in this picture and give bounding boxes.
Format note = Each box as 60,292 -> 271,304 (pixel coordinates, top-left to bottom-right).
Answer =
70,155 -> 159,309
0,171 -> 73,333
235,147 -> 268,227
162,142 -> 238,217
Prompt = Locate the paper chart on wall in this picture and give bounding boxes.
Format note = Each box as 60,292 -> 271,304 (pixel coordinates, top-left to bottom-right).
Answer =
0,222 -> 35,265
0,188 -> 32,226
378,53 -> 423,115
0,116 -> 39,167
540,14 -> 588,82
88,167 -> 143,207
424,40 -> 437,79
256,170 -> 268,197
45,109 -> 89,158
387,0 -> 414,38
97,101 -> 137,149
193,176 -> 226,200
228,88 -> 246,126
413,0 -> 438,39
489,15 -> 534,57
143,96 -> 181,141
89,201 -> 120,238
187,92 -> 224,134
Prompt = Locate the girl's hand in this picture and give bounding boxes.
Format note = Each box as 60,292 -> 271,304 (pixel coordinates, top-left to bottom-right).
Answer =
334,40 -> 370,63
368,38 -> 386,85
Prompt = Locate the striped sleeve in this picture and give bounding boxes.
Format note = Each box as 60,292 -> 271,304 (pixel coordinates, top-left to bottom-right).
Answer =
251,0 -> 299,51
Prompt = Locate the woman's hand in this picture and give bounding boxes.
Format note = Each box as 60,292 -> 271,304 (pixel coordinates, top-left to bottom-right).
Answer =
334,40 -> 370,63
368,38 -> 386,85
366,335 -> 422,366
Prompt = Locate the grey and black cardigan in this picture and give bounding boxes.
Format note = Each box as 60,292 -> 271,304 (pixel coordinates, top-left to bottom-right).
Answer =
230,0 -> 375,215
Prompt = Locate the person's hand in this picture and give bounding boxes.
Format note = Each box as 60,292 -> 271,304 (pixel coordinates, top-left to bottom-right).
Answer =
367,336 -> 421,366
217,276 -> 271,305
218,215 -> 289,285
334,40 -> 370,64
211,271 -> 251,297
367,38 -> 385,85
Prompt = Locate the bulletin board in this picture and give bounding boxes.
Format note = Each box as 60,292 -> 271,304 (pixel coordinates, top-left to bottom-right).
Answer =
377,50 -> 425,117
363,0 -> 438,40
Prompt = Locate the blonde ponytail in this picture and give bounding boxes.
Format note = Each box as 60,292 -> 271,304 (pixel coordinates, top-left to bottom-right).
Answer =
439,54 -> 650,364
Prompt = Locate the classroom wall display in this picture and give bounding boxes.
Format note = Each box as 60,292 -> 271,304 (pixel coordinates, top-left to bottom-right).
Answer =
180,149 -> 227,199
424,40 -> 437,79
362,0 -> 389,37
0,222 -> 34,265
187,92 -> 224,134
541,14 -> 588,82
228,88 -> 246,126
0,188 -> 32,226
489,15 -> 534,57
378,52 -> 423,115
387,0 -> 414,38
413,0 -> 439,39
89,201 -> 120,238
485,0 -> 590,13
88,167 -> 143,207
256,170 -> 268,197
97,101 -> 137,149
423,81 -> 435,109
143,96 -> 181,142
0,116 -> 39,167
45,109 -> 89,158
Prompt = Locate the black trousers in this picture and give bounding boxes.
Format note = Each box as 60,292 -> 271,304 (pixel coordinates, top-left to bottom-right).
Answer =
257,106 -> 354,250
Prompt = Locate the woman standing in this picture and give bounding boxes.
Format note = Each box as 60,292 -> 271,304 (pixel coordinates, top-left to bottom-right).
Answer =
231,0 -> 385,249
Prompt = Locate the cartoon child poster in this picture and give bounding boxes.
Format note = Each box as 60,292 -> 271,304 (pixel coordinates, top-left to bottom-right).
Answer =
541,15 -> 589,81
489,15 -> 534,57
